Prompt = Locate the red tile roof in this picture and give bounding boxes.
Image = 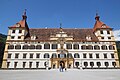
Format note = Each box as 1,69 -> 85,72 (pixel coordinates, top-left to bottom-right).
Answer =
93,15 -> 111,32
25,28 -> 99,41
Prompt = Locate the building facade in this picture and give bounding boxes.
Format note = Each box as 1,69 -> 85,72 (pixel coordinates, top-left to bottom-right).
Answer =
2,11 -> 120,69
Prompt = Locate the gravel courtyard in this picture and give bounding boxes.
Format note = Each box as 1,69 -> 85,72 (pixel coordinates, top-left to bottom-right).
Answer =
0,69 -> 120,80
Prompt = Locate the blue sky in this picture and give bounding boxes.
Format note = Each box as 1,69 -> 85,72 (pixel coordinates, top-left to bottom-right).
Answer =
0,0 -> 120,34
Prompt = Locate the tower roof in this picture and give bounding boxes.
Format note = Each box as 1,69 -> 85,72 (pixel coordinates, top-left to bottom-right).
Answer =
93,13 -> 111,32
9,9 -> 29,30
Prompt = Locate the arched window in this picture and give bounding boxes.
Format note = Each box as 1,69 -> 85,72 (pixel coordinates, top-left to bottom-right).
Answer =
75,62 -> 79,68
23,45 -> 29,49
87,45 -> 93,50
58,54 -> 66,58
8,45 -> 14,49
84,62 -> 88,68
90,62 -> 94,68
67,53 -> 73,58
44,53 -> 50,58
96,62 -> 101,68
112,62 -> 116,67
15,45 -> 21,49
101,45 -> 108,50
66,43 -> 72,49
94,45 -> 100,50
51,53 -> 57,58
52,44 -> 58,49
74,53 -> 80,58
109,45 -> 115,50
73,44 -> 79,49
81,45 -> 86,50
29,45 -> 35,49
36,45 -> 42,49
44,43 -> 50,49
104,62 -> 109,68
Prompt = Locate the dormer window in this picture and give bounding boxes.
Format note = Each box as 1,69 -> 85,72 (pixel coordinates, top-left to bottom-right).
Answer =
101,24 -> 106,28
31,35 -> 36,40
86,35 -> 92,41
16,23 -> 21,27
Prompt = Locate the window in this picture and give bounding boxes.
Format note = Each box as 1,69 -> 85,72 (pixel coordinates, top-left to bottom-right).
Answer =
15,45 -> 21,49
7,62 -> 10,68
101,45 -> 107,50
23,45 -> 29,49
109,45 -> 115,50
44,53 -> 49,58
51,53 -> 57,58
101,37 -> 104,39
8,45 -> 14,49
52,44 -> 58,49
100,31 -> 103,34
96,62 -> 101,68
87,45 -> 93,50
108,37 -> 111,39
14,62 -> 18,68
74,53 -> 80,58
112,62 -> 116,67
83,54 -> 87,58
96,54 -> 99,58
19,30 -> 22,33
107,31 -> 110,34
84,62 -> 88,68
36,53 -> 40,58
75,62 -> 79,68
12,30 -> 15,33
104,54 -> 107,58
18,36 -> 21,39
94,45 -> 100,50
67,53 -> 73,58
8,54 -> 12,58
104,62 -> 109,68
58,54 -> 66,58
90,62 -> 94,68
11,36 -> 15,39
73,44 -> 79,49
30,54 -> 33,58
15,53 -> 19,58
29,62 -> 32,68
29,45 -> 35,49
23,62 -> 26,68
36,62 -> 39,68
66,43 -> 72,49
36,45 -> 42,49
44,43 -> 50,49
81,45 -> 86,50
89,54 -> 92,58
23,54 -> 27,58
111,54 -> 114,58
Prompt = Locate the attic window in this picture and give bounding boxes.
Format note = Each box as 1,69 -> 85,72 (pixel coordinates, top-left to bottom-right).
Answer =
86,35 -> 92,41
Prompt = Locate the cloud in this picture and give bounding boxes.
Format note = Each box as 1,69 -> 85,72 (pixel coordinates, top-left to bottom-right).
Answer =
113,29 -> 120,41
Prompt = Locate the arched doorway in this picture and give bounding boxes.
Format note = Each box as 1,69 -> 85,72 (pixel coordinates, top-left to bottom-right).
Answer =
59,61 -> 65,68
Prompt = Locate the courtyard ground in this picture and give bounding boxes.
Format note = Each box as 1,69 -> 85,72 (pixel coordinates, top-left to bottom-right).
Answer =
0,69 -> 120,80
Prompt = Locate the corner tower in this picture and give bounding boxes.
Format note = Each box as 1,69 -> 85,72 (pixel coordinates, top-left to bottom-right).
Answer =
2,10 -> 29,68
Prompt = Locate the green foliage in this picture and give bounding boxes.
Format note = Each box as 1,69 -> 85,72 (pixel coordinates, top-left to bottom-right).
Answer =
0,33 -> 7,68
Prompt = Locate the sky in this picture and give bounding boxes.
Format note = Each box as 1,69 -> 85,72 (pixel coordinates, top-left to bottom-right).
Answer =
0,0 -> 120,39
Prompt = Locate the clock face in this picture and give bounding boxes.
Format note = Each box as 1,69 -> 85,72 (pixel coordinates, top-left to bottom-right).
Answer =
16,23 -> 20,27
